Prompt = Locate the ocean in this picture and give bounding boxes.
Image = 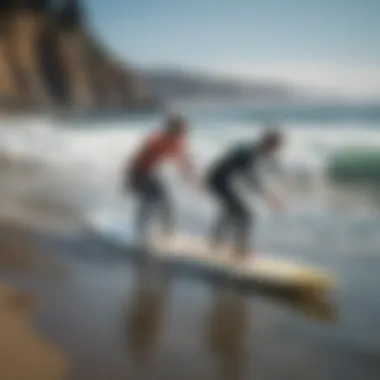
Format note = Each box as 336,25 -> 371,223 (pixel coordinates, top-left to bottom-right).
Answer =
1,104 -> 380,379
1,105 -> 380,234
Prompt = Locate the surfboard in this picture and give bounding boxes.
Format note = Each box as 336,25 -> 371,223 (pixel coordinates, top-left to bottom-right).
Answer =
147,233 -> 334,297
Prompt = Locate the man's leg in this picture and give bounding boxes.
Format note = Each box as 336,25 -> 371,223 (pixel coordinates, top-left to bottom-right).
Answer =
227,192 -> 252,259
209,180 -> 233,249
136,195 -> 154,244
211,209 -> 231,248
153,178 -> 174,238
234,210 -> 252,259
134,175 -> 161,243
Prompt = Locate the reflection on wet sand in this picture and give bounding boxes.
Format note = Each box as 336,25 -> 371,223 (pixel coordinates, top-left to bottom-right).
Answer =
0,222 -> 371,380
206,288 -> 249,380
125,265 -> 171,376
204,286 -> 336,380
123,262 -> 336,380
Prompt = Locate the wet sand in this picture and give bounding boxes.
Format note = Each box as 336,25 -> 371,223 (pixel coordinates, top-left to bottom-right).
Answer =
0,222 -> 379,380
0,285 -> 67,380
0,223 -> 67,380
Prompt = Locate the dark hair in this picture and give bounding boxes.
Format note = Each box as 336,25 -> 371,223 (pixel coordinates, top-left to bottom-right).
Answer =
260,127 -> 283,148
165,114 -> 187,135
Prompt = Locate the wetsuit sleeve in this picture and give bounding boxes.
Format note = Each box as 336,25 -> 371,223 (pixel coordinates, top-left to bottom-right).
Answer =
245,168 -> 264,193
234,146 -> 264,193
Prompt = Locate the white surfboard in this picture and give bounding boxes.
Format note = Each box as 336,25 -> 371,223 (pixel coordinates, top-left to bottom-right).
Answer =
148,233 -> 334,296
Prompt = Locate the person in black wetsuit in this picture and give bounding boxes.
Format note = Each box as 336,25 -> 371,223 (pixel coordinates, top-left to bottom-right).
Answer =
205,128 -> 285,259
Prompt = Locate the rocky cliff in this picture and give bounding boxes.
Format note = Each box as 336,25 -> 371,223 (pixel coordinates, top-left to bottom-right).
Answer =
0,0 -> 156,114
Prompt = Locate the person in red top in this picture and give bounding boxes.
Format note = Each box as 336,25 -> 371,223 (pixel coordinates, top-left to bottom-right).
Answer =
125,114 -> 194,242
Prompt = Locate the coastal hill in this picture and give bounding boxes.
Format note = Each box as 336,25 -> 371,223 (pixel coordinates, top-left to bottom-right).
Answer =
0,0 -> 157,114
144,67 -> 297,104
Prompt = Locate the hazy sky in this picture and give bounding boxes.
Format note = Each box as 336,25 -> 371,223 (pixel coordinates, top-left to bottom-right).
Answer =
83,0 -> 380,97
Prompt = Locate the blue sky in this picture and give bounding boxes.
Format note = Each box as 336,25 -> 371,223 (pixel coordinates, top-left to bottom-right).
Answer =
83,0 -> 380,97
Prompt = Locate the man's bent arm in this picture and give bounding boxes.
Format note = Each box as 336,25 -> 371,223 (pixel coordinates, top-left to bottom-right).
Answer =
245,166 -> 283,210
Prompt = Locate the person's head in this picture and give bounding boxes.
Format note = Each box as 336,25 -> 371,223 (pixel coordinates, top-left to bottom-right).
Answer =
258,126 -> 284,154
164,114 -> 188,138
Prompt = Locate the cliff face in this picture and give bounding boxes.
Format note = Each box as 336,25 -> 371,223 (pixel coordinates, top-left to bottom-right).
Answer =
0,0 -> 156,114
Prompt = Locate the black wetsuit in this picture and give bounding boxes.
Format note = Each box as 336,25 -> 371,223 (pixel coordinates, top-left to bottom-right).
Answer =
206,143 -> 265,254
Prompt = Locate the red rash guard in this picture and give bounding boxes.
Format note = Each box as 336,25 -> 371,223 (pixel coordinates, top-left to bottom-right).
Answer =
130,131 -> 187,174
